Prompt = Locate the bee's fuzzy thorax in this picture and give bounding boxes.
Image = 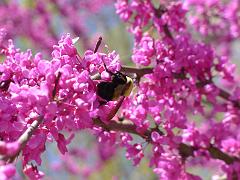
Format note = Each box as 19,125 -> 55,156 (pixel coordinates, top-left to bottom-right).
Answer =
97,73 -> 133,102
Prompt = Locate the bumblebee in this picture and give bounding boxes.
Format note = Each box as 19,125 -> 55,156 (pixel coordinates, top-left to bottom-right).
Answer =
97,71 -> 133,102
94,37 -> 133,102
97,61 -> 133,102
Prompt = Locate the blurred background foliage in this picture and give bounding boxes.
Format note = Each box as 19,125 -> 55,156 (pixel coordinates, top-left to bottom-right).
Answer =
8,0 -> 133,64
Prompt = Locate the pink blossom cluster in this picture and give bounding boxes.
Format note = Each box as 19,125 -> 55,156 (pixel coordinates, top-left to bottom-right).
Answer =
115,0 -> 186,42
116,0 -> 240,179
0,34 -> 123,179
0,0 -> 240,179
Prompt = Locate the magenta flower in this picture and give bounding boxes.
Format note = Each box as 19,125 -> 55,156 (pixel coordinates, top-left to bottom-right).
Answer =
0,164 -> 16,180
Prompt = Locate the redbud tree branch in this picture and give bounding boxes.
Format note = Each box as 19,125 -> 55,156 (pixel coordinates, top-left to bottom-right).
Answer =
92,2 -> 240,174
121,66 -> 153,79
93,118 -> 240,165
119,65 -> 240,165
121,66 -> 239,107
2,110 -> 237,166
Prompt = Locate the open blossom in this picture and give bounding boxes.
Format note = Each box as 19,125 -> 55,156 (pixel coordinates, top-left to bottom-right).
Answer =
0,141 -> 20,157
152,153 -> 201,180
132,34 -> 155,66
126,143 -> 144,166
23,164 -> 45,180
221,138 -> 240,157
0,163 -> 16,180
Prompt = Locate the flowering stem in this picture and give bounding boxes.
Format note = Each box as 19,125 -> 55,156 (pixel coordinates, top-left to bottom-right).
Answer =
121,66 -> 239,107
207,145 -> 238,164
93,118 -> 239,165
153,4 -> 173,39
218,88 -> 240,108
1,116 -> 43,163
178,143 -> 239,164
163,24 -> 173,39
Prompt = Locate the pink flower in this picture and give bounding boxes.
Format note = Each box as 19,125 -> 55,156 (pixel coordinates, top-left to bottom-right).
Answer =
132,34 -> 155,66
23,164 -> 44,180
126,143 -> 144,166
0,164 -> 16,180
0,141 -> 20,156
115,0 -> 132,21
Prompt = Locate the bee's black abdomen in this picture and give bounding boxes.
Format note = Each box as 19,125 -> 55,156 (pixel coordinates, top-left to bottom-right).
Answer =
97,82 -> 115,101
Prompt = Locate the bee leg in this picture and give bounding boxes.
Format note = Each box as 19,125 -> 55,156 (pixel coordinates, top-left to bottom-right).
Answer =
99,100 -> 107,106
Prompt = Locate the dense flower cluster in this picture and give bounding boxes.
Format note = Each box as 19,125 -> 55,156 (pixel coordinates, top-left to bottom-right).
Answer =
0,0 -> 240,179
0,34 -> 123,179
116,0 -> 240,179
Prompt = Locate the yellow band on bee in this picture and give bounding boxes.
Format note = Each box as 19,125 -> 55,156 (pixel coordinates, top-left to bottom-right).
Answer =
123,76 -> 133,96
112,76 -> 133,101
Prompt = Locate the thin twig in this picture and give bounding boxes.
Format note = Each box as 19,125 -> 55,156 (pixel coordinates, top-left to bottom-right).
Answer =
93,118 -> 150,138
1,116 -> 43,163
17,117 -> 44,150
52,72 -> 61,100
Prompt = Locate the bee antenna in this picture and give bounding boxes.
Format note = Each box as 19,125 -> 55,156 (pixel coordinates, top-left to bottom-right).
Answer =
94,36 -> 102,53
101,57 -> 114,75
